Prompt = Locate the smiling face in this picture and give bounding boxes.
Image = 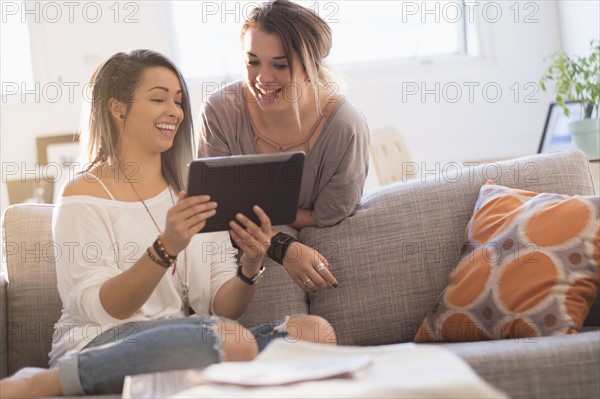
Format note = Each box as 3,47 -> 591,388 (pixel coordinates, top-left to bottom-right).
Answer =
243,27 -> 310,113
120,66 -> 184,156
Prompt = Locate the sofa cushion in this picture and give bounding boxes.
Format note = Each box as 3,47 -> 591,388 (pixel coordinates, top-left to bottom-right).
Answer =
415,181 -> 599,342
300,150 -> 598,346
2,204 -> 62,375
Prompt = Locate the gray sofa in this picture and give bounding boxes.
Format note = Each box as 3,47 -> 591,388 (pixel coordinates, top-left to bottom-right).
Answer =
1,149 -> 599,398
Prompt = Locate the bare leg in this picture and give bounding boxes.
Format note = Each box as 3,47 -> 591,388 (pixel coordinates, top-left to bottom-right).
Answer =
287,315 -> 337,345
0,369 -> 62,398
0,321 -> 260,398
217,320 -> 259,361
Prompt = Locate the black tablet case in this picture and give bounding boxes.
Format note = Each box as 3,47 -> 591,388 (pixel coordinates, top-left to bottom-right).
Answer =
187,152 -> 305,233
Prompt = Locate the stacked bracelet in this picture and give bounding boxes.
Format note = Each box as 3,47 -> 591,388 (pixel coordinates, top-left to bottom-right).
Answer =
147,237 -> 178,274
267,232 -> 298,265
153,236 -> 177,264
146,247 -> 171,269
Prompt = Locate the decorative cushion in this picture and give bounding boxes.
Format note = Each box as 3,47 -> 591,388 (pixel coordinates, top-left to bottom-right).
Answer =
415,181 -> 600,343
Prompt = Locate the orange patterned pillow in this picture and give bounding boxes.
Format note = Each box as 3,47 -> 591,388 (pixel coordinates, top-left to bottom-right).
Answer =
415,181 -> 600,342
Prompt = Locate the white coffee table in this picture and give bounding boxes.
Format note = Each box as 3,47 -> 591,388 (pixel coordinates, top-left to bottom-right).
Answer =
124,340 -> 506,398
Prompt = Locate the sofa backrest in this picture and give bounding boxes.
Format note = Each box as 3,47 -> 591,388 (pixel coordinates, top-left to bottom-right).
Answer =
299,150 -> 599,346
2,204 -> 61,376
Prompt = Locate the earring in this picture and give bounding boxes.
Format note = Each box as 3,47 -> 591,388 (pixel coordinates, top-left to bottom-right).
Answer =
119,114 -> 125,120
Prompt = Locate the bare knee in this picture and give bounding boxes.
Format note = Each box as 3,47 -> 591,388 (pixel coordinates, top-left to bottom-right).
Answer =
217,320 -> 258,362
287,315 -> 337,345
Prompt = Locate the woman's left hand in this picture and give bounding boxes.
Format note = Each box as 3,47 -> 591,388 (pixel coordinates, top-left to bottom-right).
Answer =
229,205 -> 273,268
282,242 -> 337,292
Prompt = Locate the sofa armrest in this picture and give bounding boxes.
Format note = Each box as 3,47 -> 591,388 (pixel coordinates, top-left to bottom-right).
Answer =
0,273 -> 8,378
2,204 -> 62,375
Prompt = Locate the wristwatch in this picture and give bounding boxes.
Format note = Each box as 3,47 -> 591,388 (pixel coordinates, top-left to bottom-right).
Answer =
237,263 -> 265,286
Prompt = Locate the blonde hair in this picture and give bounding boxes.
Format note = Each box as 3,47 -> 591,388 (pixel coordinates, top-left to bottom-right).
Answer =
84,50 -> 194,191
242,0 -> 341,126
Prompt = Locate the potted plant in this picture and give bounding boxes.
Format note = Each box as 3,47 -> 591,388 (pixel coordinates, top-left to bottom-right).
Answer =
540,40 -> 600,159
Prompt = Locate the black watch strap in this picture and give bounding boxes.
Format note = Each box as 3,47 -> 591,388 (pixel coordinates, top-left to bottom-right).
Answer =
237,263 -> 265,286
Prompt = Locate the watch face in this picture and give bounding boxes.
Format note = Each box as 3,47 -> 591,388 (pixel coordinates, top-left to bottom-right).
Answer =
252,266 -> 266,283
238,263 -> 266,285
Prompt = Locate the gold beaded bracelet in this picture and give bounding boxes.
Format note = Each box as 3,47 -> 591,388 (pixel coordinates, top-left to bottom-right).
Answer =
154,236 -> 177,264
146,247 -> 171,269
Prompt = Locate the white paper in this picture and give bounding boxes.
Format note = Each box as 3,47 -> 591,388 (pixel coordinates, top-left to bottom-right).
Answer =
201,355 -> 372,386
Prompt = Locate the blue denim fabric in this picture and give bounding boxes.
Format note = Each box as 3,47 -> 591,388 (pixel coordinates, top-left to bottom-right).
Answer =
57,316 -> 288,395
249,318 -> 288,352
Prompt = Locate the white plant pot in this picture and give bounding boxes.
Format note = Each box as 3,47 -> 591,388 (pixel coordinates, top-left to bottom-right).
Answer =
569,118 -> 600,160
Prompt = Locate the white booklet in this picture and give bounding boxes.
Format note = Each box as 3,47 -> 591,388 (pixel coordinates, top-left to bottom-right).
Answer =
202,355 -> 372,386
122,354 -> 371,398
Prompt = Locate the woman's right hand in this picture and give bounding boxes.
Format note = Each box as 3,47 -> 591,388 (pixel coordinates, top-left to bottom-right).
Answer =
160,191 -> 218,255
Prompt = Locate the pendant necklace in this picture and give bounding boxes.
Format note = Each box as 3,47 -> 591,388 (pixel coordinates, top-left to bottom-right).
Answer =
250,91 -> 338,153
121,167 -> 194,316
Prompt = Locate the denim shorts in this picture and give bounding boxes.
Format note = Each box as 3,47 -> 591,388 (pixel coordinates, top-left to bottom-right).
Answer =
57,316 -> 289,395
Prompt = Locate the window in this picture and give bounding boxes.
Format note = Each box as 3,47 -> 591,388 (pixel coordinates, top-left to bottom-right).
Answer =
0,17 -> 35,97
170,0 -> 473,79
320,0 -> 468,64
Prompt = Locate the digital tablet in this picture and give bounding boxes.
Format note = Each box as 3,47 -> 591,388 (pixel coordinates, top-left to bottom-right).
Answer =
187,152 -> 305,233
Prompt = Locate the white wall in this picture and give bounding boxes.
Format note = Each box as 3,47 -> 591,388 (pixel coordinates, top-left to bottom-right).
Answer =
558,0 -> 600,56
1,1 -> 173,213
1,0 -> 597,215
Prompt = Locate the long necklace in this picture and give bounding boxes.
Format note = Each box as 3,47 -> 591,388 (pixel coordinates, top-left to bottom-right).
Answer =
120,167 -> 193,316
251,107 -> 326,153
249,89 -> 339,153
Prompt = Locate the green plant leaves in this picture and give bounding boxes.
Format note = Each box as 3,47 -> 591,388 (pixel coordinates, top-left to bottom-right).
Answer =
539,40 -> 600,120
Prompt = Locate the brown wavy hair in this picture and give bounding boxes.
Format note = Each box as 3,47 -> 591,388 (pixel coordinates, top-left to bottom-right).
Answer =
242,0 -> 340,125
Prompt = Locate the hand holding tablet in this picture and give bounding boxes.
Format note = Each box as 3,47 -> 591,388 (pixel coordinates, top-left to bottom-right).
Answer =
187,152 -> 305,233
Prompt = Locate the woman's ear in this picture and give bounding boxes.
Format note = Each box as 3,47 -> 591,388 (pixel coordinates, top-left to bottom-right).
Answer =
108,98 -> 126,121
